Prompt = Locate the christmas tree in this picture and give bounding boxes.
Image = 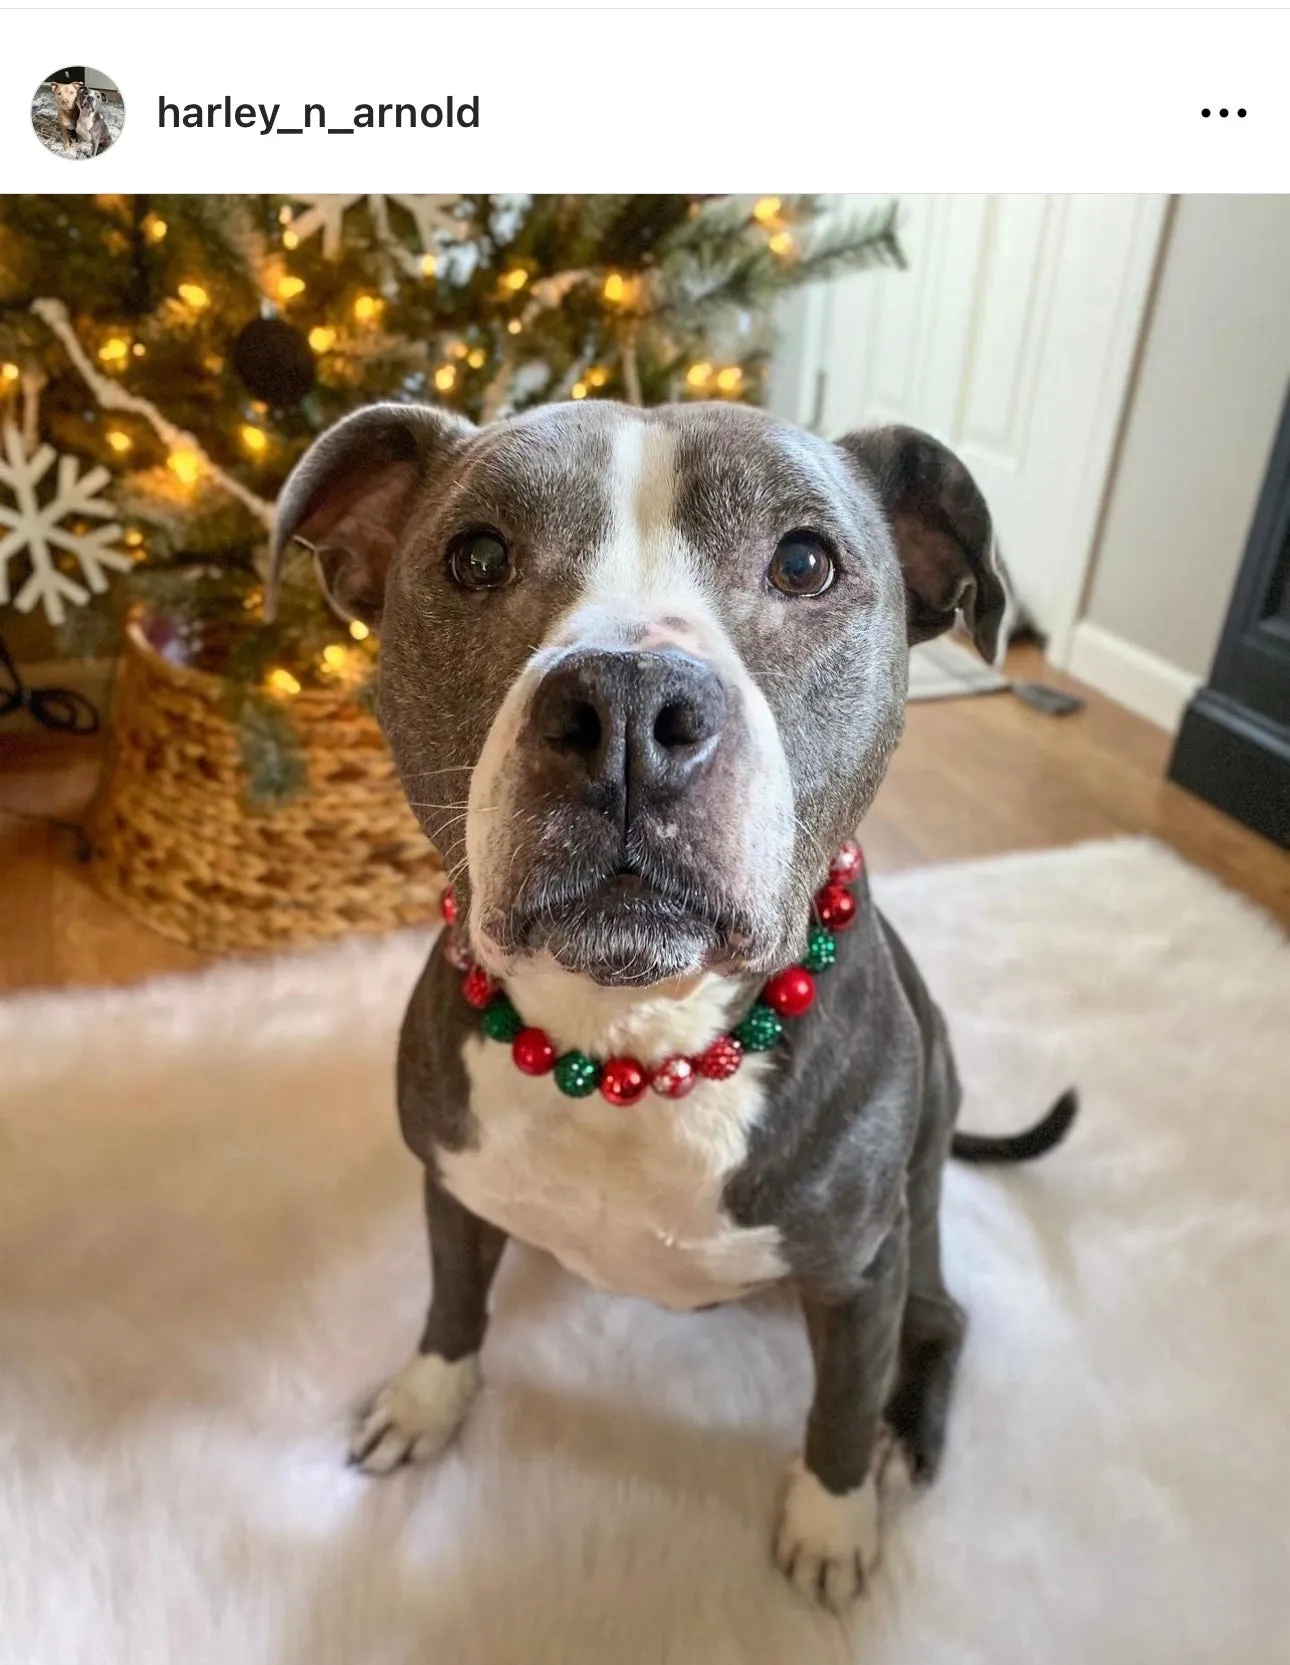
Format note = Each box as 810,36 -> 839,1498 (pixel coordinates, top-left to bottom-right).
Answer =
0,194 -> 902,796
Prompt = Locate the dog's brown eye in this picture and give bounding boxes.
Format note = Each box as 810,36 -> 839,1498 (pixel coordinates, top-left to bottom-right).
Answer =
448,528 -> 512,590
767,531 -> 835,597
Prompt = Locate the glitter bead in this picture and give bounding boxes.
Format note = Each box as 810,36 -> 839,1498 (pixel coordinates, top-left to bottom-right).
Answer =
554,1051 -> 600,1097
696,1035 -> 743,1080
761,966 -> 816,1018
732,1002 -> 783,1053
440,886 -> 457,925
650,1055 -> 698,1099
461,965 -> 496,1009
829,840 -> 863,884
512,1026 -> 556,1075
815,883 -> 857,930
480,993 -> 523,1043
802,923 -> 838,973
442,934 -> 472,970
600,1057 -> 648,1106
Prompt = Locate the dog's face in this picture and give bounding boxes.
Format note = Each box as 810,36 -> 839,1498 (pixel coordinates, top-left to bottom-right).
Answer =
78,89 -> 104,121
51,81 -> 83,118
274,402 -> 1004,987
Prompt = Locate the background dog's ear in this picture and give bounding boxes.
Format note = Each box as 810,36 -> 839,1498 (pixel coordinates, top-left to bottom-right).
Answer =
836,425 -> 1008,663
269,402 -> 474,628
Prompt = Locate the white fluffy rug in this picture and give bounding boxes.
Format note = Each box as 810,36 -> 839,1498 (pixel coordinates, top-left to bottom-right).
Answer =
3,839 -> 1288,1664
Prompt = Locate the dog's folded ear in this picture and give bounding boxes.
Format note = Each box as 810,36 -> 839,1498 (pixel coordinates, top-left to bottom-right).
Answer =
269,402 -> 474,629
836,425 -> 1009,663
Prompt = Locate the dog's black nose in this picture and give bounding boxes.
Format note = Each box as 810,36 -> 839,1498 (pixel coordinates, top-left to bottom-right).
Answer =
531,648 -> 727,826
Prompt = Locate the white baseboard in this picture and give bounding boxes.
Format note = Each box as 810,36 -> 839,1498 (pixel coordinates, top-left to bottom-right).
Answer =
1067,621 -> 1201,733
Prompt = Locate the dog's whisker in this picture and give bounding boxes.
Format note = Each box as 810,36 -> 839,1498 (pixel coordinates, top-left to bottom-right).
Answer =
792,815 -> 832,871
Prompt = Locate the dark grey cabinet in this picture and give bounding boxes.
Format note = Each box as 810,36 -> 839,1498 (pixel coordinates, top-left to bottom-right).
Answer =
1170,385 -> 1290,847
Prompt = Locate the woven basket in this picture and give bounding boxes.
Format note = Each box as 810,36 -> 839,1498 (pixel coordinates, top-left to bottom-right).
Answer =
89,617 -> 444,953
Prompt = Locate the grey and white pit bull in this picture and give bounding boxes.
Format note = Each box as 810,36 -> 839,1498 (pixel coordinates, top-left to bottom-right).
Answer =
74,88 -> 112,158
271,399 -> 1076,1611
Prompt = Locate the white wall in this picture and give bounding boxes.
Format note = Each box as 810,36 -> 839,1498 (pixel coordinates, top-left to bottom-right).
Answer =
1075,195 -> 1290,727
769,194 -> 1169,661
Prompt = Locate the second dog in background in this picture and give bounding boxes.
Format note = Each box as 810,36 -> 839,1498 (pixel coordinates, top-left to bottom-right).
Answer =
49,79 -> 84,151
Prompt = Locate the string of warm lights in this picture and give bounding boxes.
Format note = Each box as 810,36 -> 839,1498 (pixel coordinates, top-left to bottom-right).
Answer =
188,194 -> 789,436
263,616 -> 374,698
752,194 -> 796,257
24,195 -> 799,561
685,361 -> 745,395
31,298 -> 276,528
60,209 -> 397,507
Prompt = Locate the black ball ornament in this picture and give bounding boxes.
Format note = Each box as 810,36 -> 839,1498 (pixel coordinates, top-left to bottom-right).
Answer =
231,317 -> 316,407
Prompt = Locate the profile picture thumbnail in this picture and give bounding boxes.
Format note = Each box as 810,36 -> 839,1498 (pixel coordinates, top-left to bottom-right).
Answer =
31,66 -> 124,160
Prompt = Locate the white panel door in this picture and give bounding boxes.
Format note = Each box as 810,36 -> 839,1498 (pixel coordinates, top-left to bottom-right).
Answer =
775,194 -> 1168,660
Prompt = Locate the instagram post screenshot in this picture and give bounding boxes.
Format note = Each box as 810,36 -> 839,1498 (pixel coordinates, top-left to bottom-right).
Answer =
0,7 -> 1286,1661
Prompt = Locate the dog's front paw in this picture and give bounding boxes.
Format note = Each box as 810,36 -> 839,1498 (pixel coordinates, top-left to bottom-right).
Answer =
349,1352 -> 480,1475
774,1454 -> 885,1612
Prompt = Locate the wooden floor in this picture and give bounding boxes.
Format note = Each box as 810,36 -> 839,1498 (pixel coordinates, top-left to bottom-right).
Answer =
1,644 -> 1286,997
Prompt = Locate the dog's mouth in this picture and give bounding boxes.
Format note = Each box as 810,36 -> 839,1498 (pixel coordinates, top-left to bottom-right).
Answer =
498,859 -> 758,988
526,884 -> 723,987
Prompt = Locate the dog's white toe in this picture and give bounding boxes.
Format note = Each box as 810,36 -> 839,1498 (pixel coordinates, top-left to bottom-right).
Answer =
350,1352 -> 481,1475
774,1456 -> 883,1612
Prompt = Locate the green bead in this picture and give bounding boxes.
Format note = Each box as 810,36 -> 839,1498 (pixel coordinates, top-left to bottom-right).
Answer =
480,993 -> 523,1043
732,1002 -> 784,1053
554,1050 -> 600,1097
802,924 -> 838,973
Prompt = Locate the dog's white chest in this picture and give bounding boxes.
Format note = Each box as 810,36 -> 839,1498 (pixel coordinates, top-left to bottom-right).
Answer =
439,1035 -> 787,1311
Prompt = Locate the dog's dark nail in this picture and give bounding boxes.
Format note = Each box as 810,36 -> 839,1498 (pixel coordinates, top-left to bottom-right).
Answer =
349,1429 -> 381,1465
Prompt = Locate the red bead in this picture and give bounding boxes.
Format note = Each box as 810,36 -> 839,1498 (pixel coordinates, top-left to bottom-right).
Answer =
762,965 -> 817,1018
441,886 -> 458,925
461,965 -> 496,1009
816,883 -> 857,930
512,1027 -> 556,1075
829,840 -> 863,885
650,1055 -> 698,1099
696,1034 -> 744,1081
599,1057 -> 648,1106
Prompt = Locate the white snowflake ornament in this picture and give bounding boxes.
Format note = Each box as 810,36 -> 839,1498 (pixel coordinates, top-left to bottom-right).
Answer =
285,195 -> 364,260
0,423 -> 132,627
286,195 -> 469,268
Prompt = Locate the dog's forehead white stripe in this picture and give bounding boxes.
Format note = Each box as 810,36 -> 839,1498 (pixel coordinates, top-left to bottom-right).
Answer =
553,416 -> 713,657
614,419 -> 680,570
579,419 -> 702,614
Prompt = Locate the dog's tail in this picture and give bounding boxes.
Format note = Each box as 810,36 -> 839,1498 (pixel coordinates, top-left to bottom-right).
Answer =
950,1088 -> 1078,1165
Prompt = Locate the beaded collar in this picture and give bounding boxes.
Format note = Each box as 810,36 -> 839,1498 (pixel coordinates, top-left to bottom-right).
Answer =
439,841 -> 862,1107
